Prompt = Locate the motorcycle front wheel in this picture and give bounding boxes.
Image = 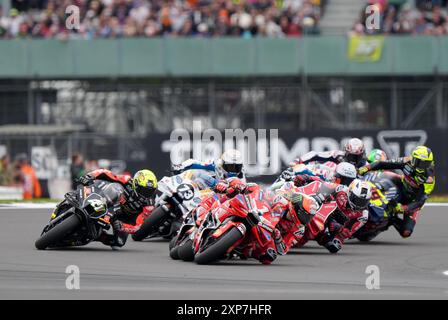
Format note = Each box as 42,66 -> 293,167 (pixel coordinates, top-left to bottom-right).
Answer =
35,214 -> 81,250
132,206 -> 167,241
194,227 -> 243,265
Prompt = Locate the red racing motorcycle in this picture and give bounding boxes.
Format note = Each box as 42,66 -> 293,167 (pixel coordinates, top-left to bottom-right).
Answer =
192,187 -> 279,265
277,180 -> 339,249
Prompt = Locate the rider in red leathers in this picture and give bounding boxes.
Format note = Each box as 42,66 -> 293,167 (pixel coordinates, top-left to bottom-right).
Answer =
196,178 -> 289,264
274,179 -> 371,254
304,179 -> 372,253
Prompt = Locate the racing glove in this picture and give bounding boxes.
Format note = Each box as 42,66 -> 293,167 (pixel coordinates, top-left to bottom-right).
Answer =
214,181 -> 228,194
77,173 -> 94,185
358,165 -> 371,176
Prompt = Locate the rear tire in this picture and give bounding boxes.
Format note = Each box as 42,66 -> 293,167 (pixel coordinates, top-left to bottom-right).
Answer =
132,207 -> 167,241
35,214 -> 81,250
194,227 -> 243,265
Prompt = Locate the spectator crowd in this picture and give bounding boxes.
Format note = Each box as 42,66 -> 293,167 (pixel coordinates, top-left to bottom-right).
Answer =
0,153 -> 42,199
352,0 -> 448,36
0,0 -> 323,39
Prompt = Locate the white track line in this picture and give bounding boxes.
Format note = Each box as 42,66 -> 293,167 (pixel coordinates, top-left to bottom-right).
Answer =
443,271 -> 448,276
425,203 -> 448,207
0,203 -> 57,209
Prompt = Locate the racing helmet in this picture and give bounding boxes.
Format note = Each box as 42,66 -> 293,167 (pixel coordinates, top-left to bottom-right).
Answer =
131,169 -> 158,200
347,179 -> 372,210
344,138 -> 366,167
410,146 -> 434,174
367,149 -> 387,163
332,162 -> 357,186
217,149 -> 243,179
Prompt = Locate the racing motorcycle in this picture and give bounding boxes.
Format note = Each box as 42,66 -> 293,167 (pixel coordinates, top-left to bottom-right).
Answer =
192,187 -> 279,265
35,182 -> 113,250
169,193 -> 223,261
132,170 -> 213,241
276,180 -> 339,250
353,171 -> 401,242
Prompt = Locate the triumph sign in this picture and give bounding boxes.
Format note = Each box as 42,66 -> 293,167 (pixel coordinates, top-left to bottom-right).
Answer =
162,121 -> 381,176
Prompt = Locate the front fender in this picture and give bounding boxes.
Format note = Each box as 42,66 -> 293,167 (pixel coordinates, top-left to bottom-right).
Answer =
212,221 -> 246,239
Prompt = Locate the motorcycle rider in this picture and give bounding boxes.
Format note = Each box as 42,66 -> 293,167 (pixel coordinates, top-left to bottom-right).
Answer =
277,178 -> 372,254
197,178 -> 281,264
172,149 -> 246,182
77,169 -> 158,249
358,146 -> 435,238
313,179 -> 372,253
289,138 -> 367,169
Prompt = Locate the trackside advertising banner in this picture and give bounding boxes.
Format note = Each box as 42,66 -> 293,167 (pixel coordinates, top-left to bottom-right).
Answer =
132,129 -> 447,195
348,35 -> 385,62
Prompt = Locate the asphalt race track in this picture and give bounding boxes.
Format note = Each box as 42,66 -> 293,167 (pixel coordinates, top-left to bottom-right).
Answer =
0,206 -> 447,300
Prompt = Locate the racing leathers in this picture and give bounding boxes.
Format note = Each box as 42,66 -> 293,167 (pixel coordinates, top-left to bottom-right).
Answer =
195,180 -> 284,264
78,169 -> 154,248
360,158 -> 435,238
276,181 -> 368,253
313,183 -> 369,253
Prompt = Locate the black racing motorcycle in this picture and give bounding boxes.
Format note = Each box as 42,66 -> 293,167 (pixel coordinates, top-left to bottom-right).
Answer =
353,171 -> 401,242
35,182 -> 113,250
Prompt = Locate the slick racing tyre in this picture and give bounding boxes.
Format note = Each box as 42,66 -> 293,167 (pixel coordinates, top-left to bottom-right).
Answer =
132,206 -> 167,241
35,214 -> 81,250
178,239 -> 194,262
169,235 -> 178,251
194,227 -> 243,265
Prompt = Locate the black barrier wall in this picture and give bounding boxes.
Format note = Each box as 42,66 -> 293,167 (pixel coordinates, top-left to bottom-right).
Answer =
129,129 -> 447,195
2,129 -> 445,194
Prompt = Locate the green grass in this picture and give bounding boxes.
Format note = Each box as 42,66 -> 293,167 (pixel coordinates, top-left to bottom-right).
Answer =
428,196 -> 448,203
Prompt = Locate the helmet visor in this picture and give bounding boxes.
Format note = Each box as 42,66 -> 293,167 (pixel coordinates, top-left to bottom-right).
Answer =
412,158 -> 432,171
349,193 -> 369,210
222,163 -> 243,175
135,184 -> 156,198
335,174 -> 355,186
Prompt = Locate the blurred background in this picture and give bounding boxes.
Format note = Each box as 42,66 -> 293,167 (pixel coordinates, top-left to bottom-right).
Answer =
0,0 -> 447,199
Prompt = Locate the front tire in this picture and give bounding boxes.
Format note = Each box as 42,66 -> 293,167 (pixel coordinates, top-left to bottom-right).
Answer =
35,214 -> 81,250
132,206 -> 167,241
194,227 -> 243,265
178,239 -> 194,261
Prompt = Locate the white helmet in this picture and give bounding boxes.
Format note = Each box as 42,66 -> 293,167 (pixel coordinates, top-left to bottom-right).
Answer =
347,179 -> 372,210
344,138 -> 365,166
332,162 -> 357,186
216,149 -> 243,179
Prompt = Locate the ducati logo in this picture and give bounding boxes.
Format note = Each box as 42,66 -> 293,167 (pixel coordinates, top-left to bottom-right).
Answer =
377,130 -> 427,158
